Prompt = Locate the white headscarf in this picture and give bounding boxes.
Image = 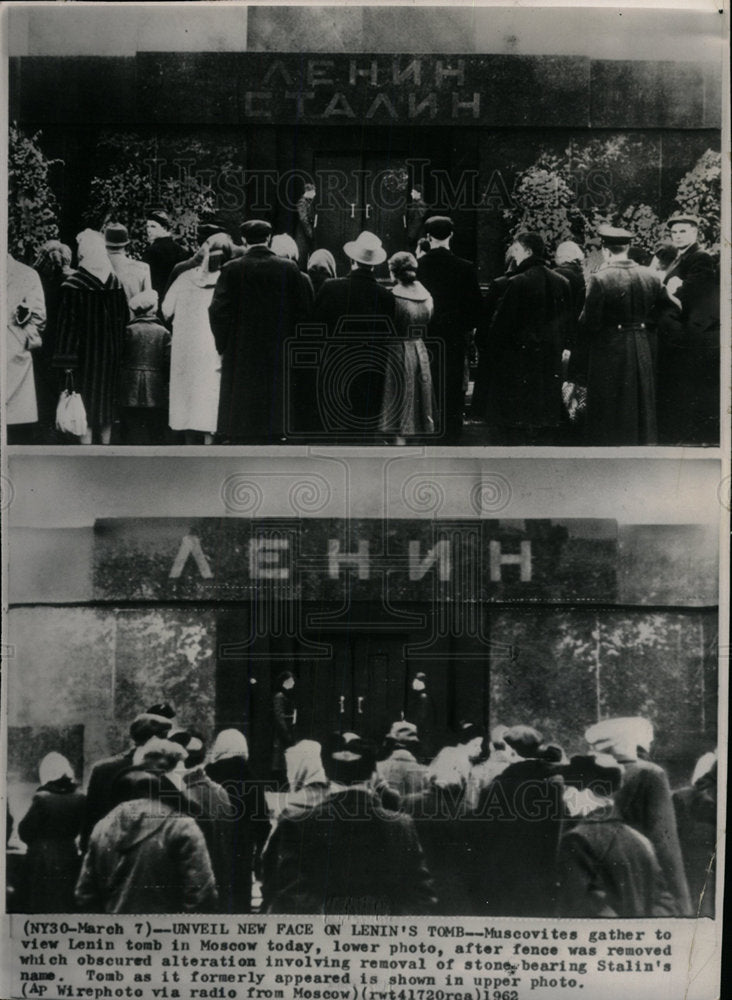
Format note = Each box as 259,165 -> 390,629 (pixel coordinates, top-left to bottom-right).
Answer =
584,717 -> 654,762
77,229 -> 112,283
209,728 -> 249,762
285,740 -> 327,791
39,752 -> 75,786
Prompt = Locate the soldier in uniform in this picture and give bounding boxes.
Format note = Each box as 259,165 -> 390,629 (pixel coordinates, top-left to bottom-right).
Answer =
566,225 -> 662,445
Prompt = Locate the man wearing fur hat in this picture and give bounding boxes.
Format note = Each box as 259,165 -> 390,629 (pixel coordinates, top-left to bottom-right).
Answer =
264,732 -> 436,914
80,704 -> 174,850
585,716 -> 691,914
76,739 -> 217,913
557,753 -> 676,917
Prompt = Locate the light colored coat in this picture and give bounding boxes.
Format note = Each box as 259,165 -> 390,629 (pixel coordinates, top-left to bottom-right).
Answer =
7,256 -> 45,424
162,267 -> 222,433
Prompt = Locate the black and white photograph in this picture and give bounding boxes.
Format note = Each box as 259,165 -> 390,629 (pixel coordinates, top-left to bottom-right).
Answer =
1,4 -> 729,1000
4,3 -> 724,447
3,455 -> 721,921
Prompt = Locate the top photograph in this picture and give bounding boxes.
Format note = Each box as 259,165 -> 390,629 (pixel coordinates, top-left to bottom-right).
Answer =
5,3 -> 725,448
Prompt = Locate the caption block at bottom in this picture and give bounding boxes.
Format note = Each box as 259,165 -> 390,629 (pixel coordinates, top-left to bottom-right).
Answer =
8,917 -> 718,1000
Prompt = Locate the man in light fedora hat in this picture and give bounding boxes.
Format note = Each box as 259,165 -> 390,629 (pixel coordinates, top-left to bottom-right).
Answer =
312,231 -> 397,441
104,223 -> 152,311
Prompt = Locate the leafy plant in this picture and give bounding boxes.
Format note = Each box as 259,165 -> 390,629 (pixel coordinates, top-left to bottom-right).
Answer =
84,132 -> 241,258
673,149 -> 722,253
7,124 -> 62,263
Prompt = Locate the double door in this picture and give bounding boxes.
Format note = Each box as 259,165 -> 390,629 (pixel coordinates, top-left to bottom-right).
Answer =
313,152 -> 410,274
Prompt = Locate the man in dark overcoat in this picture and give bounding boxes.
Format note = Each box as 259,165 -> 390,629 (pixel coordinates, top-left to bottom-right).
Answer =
417,216 -> 484,443
468,725 -> 566,917
80,706 -> 174,851
473,232 -> 571,445
209,219 -> 312,443
557,754 -> 676,917
142,209 -> 188,299
311,230 -> 396,442
585,716 -> 691,915
264,734 -> 436,915
656,213 -> 719,445
567,226 -> 661,445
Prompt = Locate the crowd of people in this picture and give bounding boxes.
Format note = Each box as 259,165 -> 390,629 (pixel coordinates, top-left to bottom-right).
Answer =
6,204 -> 719,447
9,705 -> 716,919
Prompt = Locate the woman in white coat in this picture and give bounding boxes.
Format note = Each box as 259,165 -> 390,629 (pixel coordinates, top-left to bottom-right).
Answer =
162,234 -> 232,444
7,254 -> 46,443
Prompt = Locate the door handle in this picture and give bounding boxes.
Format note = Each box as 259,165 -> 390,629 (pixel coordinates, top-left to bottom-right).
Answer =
365,204 -> 372,220
350,203 -> 356,219
357,696 -> 364,715
339,695 -> 345,714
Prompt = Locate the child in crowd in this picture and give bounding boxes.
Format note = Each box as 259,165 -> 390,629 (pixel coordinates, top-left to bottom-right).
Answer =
118,290 -> 171,444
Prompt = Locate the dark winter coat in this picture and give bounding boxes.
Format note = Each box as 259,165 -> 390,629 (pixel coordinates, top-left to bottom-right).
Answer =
53,268 -> 129,427
474,256 -> 571,432
81,749 -> 136,852
569,260 -> 661,445
265,785 -> 436,915
557,812 -> 676,917
209,245 -> 312,441
204,756 -> 269,914
656,243 -> 719,445
615,758 -> 691,914
469,757 -> 566,916
182,767 -> 234,912
271,690 -> 297,775
294,196 -> 316,267
118,316 -> 171,408
75,794 -> 217,913
417,247 -> 483,440
554,261 -> 586,350
673,769 -> 717,917
143,236 -> 189,298
18,778 -> 85,912
310,268 -> 397,438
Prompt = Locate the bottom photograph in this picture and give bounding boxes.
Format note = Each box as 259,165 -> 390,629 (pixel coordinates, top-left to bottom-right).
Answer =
5,461 -> 719,922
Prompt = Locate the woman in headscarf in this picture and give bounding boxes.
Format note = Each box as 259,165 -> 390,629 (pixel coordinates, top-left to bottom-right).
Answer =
381,251 -> 435,444
259,740 -> 330,911
270,233 -> 300,265
33,240 -> 74,440
18,752 -> 85,912
162,234 -> 232,444
53,229 -> 129,444
204,730 -> 267,913
306,248 -> 336,296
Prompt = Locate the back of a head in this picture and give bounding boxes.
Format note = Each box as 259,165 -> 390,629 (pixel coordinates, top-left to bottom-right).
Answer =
111,769 -> 161,808
141,737 -> 188,775
515,232 -> 545,259
389,251 -> 418,285
326,733 -> 376,786
307,249 -> 336,280
205,234 -> 233,273
271,233 -> 300,263
129,289 -> 159,318
503,724 -> 543,759
555,240 -> 584,266
129,713 -> 172,746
